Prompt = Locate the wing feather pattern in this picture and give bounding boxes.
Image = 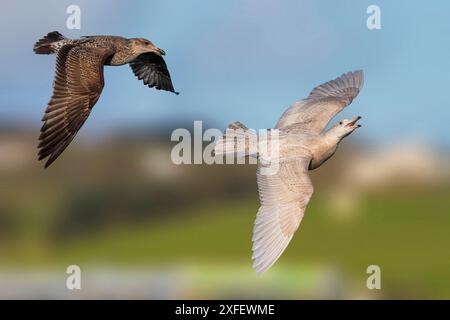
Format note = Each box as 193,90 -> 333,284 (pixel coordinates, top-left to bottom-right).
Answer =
38,44 -> 113,167
276,70 -> 363,134
252,157 -> 313,273
129,52 -> 178,94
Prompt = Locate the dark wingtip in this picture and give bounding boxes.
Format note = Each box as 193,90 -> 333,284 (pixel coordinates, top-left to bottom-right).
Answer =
37,154 -> 49,169
174,91 -> 180,95
37,144 -> 51,168
43,156 -> 55,168
37,153 -> 48,168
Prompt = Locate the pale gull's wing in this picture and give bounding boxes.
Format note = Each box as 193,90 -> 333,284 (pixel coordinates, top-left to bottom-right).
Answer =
275,70 -> 364,134
38,44 -> 114,168
129,52 -> 179,94
252,156 -> 313,274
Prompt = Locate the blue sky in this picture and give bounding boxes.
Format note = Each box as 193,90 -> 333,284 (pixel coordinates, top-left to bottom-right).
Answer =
0,0 -> 449,145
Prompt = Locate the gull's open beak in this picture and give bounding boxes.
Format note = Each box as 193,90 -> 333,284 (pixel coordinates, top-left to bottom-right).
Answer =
346,116 -> 362,127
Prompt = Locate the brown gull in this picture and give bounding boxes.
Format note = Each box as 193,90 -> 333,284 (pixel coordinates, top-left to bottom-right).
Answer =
33,31 -> 178,167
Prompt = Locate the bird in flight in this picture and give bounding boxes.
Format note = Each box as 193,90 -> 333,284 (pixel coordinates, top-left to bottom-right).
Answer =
33,31 -> 178,168
215,70 -> 364,273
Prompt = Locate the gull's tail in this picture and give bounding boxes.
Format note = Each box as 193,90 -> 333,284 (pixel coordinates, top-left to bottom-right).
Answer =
214,121 -> 258,158
33,31 -> 68,54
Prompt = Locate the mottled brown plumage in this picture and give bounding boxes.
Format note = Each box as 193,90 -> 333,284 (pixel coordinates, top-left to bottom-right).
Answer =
34,31 -> 178,168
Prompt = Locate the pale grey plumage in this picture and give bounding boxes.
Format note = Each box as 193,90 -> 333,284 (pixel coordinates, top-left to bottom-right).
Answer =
252,157 -> 313,273
215,70 -> 364,273
276,70 -> 363,134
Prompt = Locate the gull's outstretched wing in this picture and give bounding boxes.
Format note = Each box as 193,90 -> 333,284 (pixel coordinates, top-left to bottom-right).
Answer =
129,52 -> 179,94
38,44 -> 114,168
276,70 -> 364,134
252,156 -> 313,274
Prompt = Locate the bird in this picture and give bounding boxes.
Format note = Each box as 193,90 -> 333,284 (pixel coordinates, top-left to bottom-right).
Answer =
215,70 -> 364,273
33,31 -> 178,168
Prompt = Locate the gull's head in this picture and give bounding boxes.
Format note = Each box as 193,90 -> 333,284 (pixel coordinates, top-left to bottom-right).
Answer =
331,116 -> 362,139
130,38 -> 166,56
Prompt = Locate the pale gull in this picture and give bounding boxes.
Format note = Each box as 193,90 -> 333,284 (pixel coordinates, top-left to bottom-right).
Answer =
215,70 -> 364,273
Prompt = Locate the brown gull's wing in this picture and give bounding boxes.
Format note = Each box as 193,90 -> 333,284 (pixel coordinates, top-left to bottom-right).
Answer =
275,70 -> 363,134
129,52 -> 179,94
38,44 -> 114,168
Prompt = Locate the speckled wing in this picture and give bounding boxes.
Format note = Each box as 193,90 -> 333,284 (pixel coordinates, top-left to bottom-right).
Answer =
129,53 -> 178,94
38,44 -> 114,168
276,70 -> 364,134
252,156 -> 313,274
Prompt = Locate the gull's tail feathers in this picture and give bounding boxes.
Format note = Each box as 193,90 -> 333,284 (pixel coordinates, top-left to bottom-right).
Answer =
214,121 -> 258,158
33,31 -> 68,54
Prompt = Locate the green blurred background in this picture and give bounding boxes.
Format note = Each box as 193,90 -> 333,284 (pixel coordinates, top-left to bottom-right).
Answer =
1,0 -> 450,299
0,129 -> 449,299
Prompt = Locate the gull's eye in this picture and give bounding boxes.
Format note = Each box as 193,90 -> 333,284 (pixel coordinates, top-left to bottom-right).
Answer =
339,121 -> 343,125
143,41 -> 150,46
